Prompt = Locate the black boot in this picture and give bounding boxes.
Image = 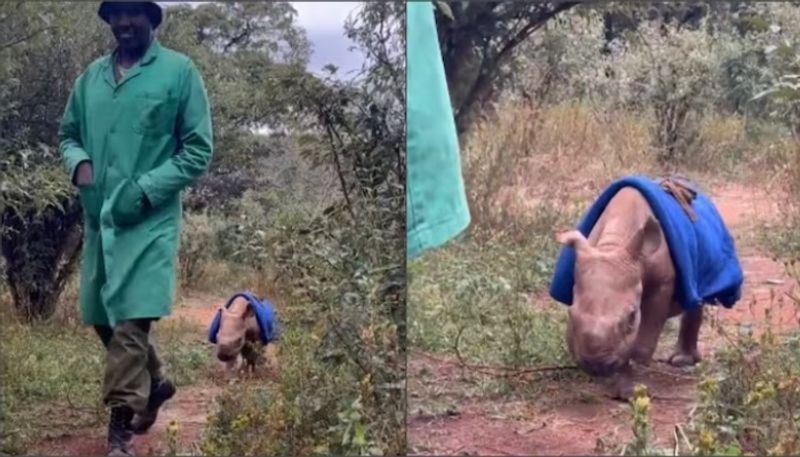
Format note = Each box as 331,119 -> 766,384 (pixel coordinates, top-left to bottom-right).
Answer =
107,406 -> 135,456
130,378 -> 177,434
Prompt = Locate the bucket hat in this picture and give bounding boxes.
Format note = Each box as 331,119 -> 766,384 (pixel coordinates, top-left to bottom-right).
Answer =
98,1 -> 163,29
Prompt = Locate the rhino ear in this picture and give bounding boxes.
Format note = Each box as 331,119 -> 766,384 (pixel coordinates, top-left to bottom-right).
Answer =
243,303 -> 255,319
627,216 -> 661,259
556,230 -> 590,254
641,216 -> 662,257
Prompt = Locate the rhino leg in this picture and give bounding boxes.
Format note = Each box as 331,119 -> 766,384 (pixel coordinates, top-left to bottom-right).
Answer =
630,285 -> 672,365
241,339 -> 267,378
241,341 -> 258,365
668,306 -> 703,367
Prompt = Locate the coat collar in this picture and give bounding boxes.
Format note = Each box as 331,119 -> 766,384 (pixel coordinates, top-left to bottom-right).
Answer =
102,40 -> 162,89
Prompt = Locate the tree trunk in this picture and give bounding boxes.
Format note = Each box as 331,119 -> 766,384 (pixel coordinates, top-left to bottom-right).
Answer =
434,2 -> 580,136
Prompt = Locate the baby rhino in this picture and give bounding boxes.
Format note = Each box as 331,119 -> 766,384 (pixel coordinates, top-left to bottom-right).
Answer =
556,188 -> 702,400
209,292 -> 279,375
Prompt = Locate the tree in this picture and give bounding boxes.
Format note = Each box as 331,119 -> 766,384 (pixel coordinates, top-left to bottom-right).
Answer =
433,1 -> 580,135
0,2 -> 108,321
268,2 -> 406,453
432,1 -> 781,137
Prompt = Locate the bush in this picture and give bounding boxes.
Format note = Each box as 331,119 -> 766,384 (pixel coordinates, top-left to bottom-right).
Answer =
0,3 -> 110,322
178,212 -> 216,290
199,3 -> 406,454
201,328 -> 385,456
1,158 -> 82,322
461,101 -> 656,242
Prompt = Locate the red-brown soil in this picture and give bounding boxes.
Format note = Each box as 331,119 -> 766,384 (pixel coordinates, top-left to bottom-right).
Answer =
408,181 -> 799,456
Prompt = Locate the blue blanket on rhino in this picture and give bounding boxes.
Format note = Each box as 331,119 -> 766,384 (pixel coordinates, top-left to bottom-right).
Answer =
549,176 -> 744,310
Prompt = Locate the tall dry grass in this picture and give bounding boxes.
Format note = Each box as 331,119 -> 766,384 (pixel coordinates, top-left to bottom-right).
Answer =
462,100 -> 799,241
463,101 -> 656,241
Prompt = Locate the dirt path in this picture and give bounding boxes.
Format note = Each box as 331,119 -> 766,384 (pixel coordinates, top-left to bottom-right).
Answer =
27,292 -> 229,456
408,182 -> 798,456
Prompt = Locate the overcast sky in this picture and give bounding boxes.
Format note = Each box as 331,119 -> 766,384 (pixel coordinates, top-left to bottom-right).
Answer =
162,2 -> 366,78
291,2 -> 365,78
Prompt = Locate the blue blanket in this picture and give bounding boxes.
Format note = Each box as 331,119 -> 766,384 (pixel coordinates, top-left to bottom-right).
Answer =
549,176 -> 743,310
208,291 -> 280,345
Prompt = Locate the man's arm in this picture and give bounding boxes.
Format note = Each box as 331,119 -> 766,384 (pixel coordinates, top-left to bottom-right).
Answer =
136,59 -> 214,208
58,75 -> 92,185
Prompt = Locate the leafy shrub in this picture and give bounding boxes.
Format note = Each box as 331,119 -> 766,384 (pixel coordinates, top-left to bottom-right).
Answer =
0,3 -> 108,321
408,207 -> 574,374
199,3 -> 406,455
178,212 -> 216,290
1,157 -> 82,322
201,328 -> 385,456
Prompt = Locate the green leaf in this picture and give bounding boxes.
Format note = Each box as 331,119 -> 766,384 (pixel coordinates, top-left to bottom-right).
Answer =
435,1 -> 454,21
719,443 -> 742,456
353,422 -> 367,447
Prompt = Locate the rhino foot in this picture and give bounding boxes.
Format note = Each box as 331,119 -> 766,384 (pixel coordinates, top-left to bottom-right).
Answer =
630,347 -> 655,366
608,368 -> 635,402
667,350 -> 700,367
612,380 -> 634,402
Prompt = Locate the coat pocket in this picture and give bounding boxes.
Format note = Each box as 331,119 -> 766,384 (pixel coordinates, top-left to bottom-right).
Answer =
135,92 -> 177,136
109,179 -> 148,228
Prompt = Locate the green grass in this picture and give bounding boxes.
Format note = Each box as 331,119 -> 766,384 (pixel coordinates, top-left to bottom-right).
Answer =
0,316 -> 214,455
408,211 -> 576,374
199,325 -> 389,456
0,323 -> 105,454
152,318 -> 216,387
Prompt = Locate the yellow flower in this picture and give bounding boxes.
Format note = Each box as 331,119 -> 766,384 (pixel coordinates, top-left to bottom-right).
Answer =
633,396 -> 651,414
633,383 -> 648,398
231,413 -> 251,430
698,429 -> 717,453
699,376 -> 718,396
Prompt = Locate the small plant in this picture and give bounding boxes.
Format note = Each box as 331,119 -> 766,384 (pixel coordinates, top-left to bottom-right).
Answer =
165,420 -> 180,456
331,397 -> 382,456
623,384 -> 653,456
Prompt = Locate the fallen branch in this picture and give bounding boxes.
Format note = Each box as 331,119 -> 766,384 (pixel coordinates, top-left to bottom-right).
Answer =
638,362 -> 701,381
451,326 -> 579,379
413,350 -> 577,379
676,423 -> 694,454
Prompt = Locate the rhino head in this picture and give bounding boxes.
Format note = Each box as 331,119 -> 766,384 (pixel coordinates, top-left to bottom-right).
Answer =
556,216 -> 662,377
215,297 -> 257,365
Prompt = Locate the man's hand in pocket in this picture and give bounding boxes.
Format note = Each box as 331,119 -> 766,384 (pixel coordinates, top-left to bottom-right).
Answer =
111,179 -> 150,227
75,161 -> 94,186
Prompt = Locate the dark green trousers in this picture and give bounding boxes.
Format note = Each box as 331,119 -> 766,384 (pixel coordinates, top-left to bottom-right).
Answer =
94,319 -> 164,412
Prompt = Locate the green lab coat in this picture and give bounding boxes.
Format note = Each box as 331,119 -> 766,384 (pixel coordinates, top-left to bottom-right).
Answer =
59,41 -> 213,326
406,1 -> 470,260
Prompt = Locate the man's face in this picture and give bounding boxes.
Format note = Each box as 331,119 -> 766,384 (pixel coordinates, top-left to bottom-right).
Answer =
107,3 -> 153,53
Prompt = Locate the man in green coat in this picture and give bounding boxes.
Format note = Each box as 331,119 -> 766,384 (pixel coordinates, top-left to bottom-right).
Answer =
406,1 -> 471,260
58,2 -> 213,455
